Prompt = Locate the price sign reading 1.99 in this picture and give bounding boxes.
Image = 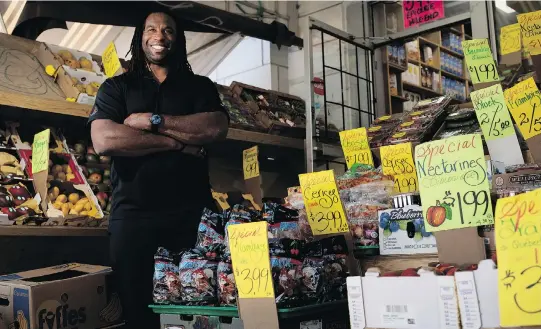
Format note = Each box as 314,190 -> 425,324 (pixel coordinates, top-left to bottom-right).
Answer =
415,134 -> 494,232
504,77 -> 541,140
470,84 -> 514,141
243,146 -> 259,180
299,170 -> 348,235
339,127 -> 373,169
462,39 -> 500,85
495,189 -> 541,327
518,10 -> 541,56
228,221 -> 274,299
380,142 -> 418,193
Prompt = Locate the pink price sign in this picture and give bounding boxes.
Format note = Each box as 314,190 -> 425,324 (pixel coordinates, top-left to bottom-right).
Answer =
403,1 -> 445,29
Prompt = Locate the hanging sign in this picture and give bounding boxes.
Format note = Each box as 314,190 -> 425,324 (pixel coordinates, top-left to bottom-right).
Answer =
504,77 -> 541,140
228,221 -> 274,299
462,39 -> 500,86
517,10 -> 541,56
380,142 -> 418,193
500,23 -> 522,55
298,170 -> 348,235
495,188 -> 541,327
402,1 -> 445,29
243,146 -> 260,180
339,127 -> 373,169
415,134 -> 494,232
32,129 -> 50,174
102,42 -> 122,78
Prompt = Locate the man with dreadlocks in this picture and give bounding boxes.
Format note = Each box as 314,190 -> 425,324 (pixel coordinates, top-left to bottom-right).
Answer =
88,11 -> 229,328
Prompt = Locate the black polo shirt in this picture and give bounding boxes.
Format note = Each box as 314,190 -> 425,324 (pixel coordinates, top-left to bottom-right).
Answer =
88,70 -> 226,222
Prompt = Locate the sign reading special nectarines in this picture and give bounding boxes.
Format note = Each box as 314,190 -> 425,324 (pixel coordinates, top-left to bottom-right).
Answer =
414,134 -> 494,232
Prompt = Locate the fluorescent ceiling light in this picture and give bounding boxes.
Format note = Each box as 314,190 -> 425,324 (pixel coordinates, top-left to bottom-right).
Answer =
496,0 -> 516,13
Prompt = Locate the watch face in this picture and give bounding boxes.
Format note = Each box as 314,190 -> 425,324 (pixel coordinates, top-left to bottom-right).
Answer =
150,114 -> 162,125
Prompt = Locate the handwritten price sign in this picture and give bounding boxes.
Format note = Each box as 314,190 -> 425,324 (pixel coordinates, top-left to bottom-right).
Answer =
228,222 -> 274,299
415,134 -> 494,232
495,188 -> 541,326
339,127 -> 373,169
243,146 -> 260,180
518,10 -> 541,56
504,77 -> 541,140
102,42 -> 122,78
32,129 -> 50,174
500,24 -> 522,55
462,39 -> 500,85
299,170 -> 348,235
470,84 -> 514,141
380,142 -> 418,193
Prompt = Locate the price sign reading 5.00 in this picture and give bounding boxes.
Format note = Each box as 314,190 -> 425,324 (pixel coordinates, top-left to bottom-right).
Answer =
471,84 -> 514,141
299,170 -> 348,235
228,222 -> 274,299
463,39 -> 500,85
505,77 -> 541,140
380,142 -> 418,193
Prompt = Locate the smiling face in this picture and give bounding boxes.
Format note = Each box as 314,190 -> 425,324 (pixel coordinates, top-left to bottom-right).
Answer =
142,12 -> 177,65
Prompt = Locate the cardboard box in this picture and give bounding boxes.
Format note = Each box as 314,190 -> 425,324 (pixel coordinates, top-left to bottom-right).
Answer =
0,264 -> 121,329
492,169 -> 541,190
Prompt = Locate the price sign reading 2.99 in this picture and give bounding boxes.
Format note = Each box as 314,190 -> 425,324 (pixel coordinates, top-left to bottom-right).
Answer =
299,170 -> 348,235
415,134 -> 494,232
339,127 -> 373,169
504,77 -> 541,140
380,142 -> 418,193
228,222 -> 274,299
470,84 -> 514,141
462,39 -> 500,85
495,189 -> 541,326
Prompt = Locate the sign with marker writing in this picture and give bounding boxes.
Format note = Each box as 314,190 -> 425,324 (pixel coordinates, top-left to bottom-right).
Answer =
415,134 -> 494,232
339,127 -> 373,169
504,77 -> 541,140
462,39 -> 500,85
380,142 -> 418,193
500,24 -> 522,55
32,129 -> 50,174
228,221 -> 274,299
243,146 -> 260,180
298,170 -> 348,235
495,188 -> 541,326
518,10 -> 541,56
471,84 -> 514,141
402,0 -> 444,29
102,42 -> 122,78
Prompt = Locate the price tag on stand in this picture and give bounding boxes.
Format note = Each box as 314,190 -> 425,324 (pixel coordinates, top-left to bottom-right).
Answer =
298,170 -> 348,235
517,10 -> 541,56
339,127 -> 373,169
504,77 -> 541,140
102,42 -> 122,78
500,23 -> 522,55
228,221 -> 274,299
380,142 -> 418,193
495,188 -> 541,326
415,134 -> 494,232
243,146 -> 260,180
462,39 -> 500,86
32,129 -> 50,174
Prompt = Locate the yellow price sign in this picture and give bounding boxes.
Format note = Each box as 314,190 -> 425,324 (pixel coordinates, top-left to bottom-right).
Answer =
500,23 -> 521,55
339,127 -> 373,169
380,142 -> 418,193
243,146 -> 259,180
495,188 -> 541,326
32,129 -> 50,174
504,77 -> 541,140
102,42 -> 122,78
228,222 -> 274,299
470,84 -> 514,141
462,39 -> 500,85
518,10 -> 541,56
299,170 -> 348,235
415,134 -> 494,232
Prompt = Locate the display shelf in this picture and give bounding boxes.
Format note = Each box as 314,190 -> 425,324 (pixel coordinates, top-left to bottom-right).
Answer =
403,82 -> 442,96
390,94 -> 409,102
441,69 -> 466,81
440,45 -> 464,58
408,58 -> 420,65
0,226 -> 108,237
359,254 -> 439,273
0,89 -> 92,117
226,128 -> 304,149
421,62 -> 440,71
418,37 -> 439,48
388,62 -> 407,72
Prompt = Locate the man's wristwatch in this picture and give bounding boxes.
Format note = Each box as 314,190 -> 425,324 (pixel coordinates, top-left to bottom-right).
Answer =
150,114 -> 163,133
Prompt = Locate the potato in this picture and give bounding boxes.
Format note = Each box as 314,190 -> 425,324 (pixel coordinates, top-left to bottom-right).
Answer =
84,201 -> 92,211
52,165 -> 63,175
68,193 -> 80,204
61,203 -> 70,216
56,194 -> 67,203
74,203 -> 85,212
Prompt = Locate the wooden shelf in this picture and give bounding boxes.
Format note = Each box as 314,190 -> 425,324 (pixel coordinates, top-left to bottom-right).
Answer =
226,128 -> 304,150
391,94 -> 409,102
421,62 -> 440,71
440,46 -> 464,58
0,226 -> 108,237
388,62 -> 407,72
408,58 -> 420,65
418,37 -> 439,48
441,70 -> 466,81
403,82 -> 442,96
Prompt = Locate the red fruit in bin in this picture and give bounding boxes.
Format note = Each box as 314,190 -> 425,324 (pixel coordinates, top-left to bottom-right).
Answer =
0,194 -> 14,207
382,270 -> 402,277
9,185 -> 31,199
446,268 -> 457,276
1,207 -> 18,220
401,268 -> 419,277
16,206 -> 36,217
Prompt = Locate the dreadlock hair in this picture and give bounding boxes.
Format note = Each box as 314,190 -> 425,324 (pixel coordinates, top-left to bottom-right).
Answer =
126,11 -> 193,77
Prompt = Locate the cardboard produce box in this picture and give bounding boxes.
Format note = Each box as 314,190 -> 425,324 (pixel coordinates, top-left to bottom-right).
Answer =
492,169 -> 541,190
0,264 -> 121,329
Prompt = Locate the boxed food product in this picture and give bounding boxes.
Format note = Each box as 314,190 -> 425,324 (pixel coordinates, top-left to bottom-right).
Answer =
492,169 -> 541,190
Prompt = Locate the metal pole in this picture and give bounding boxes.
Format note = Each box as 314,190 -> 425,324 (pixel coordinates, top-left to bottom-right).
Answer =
304,17 -> 315,173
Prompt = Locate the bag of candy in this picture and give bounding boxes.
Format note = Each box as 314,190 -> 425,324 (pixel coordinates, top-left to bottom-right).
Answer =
153,247 -> 181,304
179,254 -> 218,305
300,257 -> 324,304
196,209 -> 225,248
268,238 -> 304,260
271,257 -> 303,308
217,261 -> 237,306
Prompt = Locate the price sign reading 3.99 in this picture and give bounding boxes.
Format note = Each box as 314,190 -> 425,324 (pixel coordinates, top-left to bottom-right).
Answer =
380,142 -> 418,193
504,77 -> 541,140
299,170 -> 348,235
462,39 -> 500,85
339,127 -> 373,169
228,221 -> 274,299
495,189 -> 541,326
415,134 -> 494,232
470,84 -> 514,141
32,129 -> 50,174
243,146 -> 260,180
